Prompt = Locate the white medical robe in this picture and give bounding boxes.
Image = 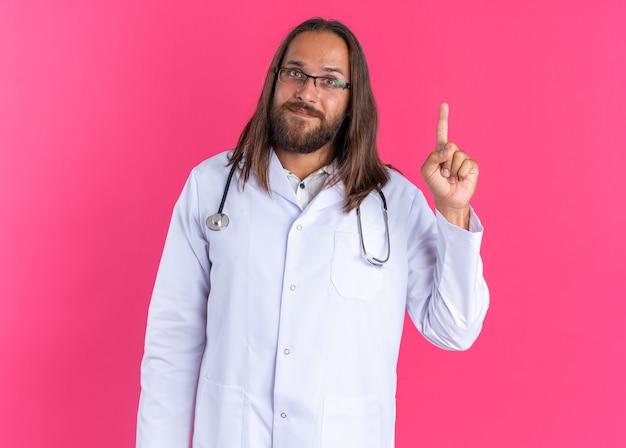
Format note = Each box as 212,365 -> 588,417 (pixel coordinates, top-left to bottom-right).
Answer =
137,150 -> 489,448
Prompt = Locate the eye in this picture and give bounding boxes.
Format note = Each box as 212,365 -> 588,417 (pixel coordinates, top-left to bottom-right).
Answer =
322,78 -> 346,89
288,70 -> 305,79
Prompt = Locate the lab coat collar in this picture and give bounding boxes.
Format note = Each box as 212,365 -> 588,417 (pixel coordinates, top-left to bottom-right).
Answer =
255,150 -> 346,213
306,180 -> 345,214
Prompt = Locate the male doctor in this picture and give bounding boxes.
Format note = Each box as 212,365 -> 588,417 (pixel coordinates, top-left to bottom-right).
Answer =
137,17 -> 489,448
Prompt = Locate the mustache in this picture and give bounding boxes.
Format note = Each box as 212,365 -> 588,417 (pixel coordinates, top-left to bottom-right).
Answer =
282,101 -> 323,119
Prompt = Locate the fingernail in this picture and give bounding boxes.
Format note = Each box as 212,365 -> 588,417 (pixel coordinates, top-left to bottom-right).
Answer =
440,150 -> 448,157
449,176 -> 456,183
442,168 -> 450,177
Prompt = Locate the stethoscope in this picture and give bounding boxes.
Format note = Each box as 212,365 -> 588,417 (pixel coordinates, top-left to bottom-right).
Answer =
205,159 -> 239,232
206,162 -> 391,266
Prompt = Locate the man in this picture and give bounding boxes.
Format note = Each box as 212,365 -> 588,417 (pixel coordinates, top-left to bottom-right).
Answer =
137,18 -> 489,448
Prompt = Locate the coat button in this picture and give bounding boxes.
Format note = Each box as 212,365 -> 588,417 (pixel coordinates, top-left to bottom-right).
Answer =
289,285 -> 296,291
284,348 -> 290,355
296,224 -> 302,231
281,412 -> 287,418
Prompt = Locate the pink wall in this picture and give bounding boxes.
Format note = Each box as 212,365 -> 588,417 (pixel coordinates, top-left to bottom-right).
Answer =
1,0 -> 625,446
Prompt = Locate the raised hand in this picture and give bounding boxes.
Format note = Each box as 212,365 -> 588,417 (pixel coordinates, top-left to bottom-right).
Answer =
420,103 -> 479,229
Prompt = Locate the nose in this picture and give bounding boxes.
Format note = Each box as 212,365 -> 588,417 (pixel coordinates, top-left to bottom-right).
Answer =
296,76 -> 319,102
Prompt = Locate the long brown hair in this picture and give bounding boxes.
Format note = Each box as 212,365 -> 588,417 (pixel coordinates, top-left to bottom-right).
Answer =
229,17 -> 389,212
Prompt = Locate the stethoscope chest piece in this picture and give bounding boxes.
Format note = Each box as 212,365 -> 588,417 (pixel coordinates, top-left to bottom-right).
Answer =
206,213 -> 229,231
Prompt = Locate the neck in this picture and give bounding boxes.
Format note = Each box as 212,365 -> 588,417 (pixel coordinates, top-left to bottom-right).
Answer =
274,144 -> 335,179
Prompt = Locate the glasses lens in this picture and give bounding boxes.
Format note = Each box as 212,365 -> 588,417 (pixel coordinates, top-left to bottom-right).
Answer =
279,69 -> 303,84
318,77 -> 344,90
277,68 -> 348,92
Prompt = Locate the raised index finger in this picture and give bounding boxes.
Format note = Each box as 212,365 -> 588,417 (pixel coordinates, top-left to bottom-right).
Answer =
437,102 -> 449,150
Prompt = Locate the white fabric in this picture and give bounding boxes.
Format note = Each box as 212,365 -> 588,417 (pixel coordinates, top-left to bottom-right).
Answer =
137,150 -> 489,448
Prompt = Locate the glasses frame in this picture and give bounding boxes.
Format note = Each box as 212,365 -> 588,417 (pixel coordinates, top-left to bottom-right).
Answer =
275,67 -> 351,91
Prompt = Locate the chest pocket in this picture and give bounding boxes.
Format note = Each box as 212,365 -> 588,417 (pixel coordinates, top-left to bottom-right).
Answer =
330,231 -> 385,300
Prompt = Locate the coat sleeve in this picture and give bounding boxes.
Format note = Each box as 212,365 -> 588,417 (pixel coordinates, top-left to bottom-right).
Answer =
137,170 -> 210,447
405,191 -> 489,350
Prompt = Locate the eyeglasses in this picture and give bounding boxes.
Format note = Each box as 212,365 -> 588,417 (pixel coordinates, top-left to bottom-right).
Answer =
275,67 -> 351,92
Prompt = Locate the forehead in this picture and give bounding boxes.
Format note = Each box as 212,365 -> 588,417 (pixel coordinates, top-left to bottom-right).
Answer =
282,31 -> 350,77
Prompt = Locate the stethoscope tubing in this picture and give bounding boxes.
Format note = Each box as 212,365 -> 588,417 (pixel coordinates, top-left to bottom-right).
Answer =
356,188 -> 390,266
206,158 -> 390,265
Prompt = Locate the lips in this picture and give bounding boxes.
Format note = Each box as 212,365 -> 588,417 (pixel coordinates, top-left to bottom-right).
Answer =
285,102 -> 322,119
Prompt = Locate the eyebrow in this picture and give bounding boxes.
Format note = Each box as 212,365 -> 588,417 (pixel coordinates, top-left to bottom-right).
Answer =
283,60 -> 347,77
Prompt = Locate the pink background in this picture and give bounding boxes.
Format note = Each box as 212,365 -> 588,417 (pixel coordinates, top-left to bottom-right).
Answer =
1,0 -> 625,446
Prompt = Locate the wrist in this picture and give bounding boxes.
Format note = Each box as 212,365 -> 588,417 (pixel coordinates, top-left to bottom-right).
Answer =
436,204 -> 471,230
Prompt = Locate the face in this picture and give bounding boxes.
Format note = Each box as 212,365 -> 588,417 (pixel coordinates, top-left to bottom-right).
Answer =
270,31 -> 351,155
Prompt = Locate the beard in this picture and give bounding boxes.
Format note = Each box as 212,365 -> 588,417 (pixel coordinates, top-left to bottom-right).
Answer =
269,101 -> 346,154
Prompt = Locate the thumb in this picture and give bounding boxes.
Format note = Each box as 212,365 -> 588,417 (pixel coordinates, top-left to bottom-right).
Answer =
421,146 -> 452,177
